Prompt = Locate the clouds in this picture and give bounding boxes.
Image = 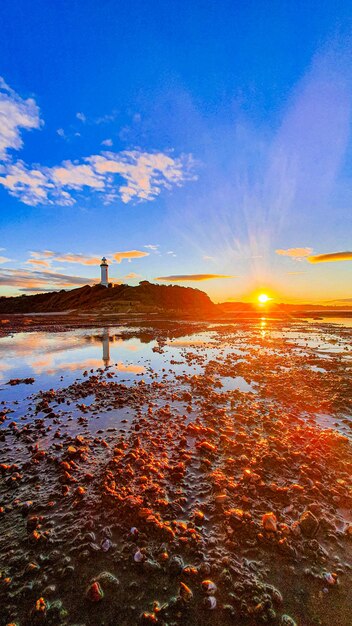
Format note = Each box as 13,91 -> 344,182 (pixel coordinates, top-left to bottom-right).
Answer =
0,78 -> 42,161
307,251 -> 352,263
276,247 -> 313,259
0,78 -> 195,207
276,248 -> 352,264
89,150 -> 195,204
113,250 -> 149,263
50,252 -> 101,266
26,249 -> 150,267
0,150 -> 195,206
0,268 -> 95,291
155,274 -> 235,281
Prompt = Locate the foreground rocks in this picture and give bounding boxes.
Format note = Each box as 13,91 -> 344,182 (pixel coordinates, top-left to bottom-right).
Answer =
0,319 -> 351,625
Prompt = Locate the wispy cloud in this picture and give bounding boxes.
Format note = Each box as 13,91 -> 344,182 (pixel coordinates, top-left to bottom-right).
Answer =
76,112 -> 86,123
144,244 -> 160,253
101,138 -> 113,147
113,250 -> 149,263
0,77 -> 42,160
26,250 -> 100,267
54,252 -> 102,265
26,258 -> 51,268
307,251 -> 352,263
0,268 -> 95,291
155,274 -> 236,281
0,150 -> 195,206
26,249 -> 150,267
276,247 -> 313,259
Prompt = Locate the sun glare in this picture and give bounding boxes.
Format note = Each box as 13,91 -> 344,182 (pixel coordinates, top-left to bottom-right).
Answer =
258,293 -> 270,304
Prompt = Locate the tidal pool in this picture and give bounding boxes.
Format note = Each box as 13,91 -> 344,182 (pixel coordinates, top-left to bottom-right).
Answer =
0,318 -> 351,626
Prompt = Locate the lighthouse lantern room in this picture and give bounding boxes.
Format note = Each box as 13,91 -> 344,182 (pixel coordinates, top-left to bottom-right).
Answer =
100,256 -> 109,287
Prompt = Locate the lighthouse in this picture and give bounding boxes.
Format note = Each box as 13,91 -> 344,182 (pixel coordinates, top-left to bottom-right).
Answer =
100,256 -> 109,287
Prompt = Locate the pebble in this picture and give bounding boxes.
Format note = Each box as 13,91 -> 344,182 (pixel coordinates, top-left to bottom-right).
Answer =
86,581 -> 104,602
299,511 -> 319,537
262,512 -> 277,532
281,615 -> 297,626
201,579 -> 217,595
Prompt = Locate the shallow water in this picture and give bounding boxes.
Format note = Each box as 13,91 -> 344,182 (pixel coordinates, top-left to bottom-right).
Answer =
0,318 -> 351,626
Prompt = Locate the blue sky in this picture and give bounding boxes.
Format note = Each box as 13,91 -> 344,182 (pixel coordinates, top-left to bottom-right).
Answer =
0,0 -> 351,302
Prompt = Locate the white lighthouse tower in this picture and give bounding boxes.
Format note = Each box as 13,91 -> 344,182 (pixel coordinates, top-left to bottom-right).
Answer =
100,256 -> 109,287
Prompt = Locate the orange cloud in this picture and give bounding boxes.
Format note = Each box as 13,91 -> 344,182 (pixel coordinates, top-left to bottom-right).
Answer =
27,249 -> 149,267
54,253 -> 102,265
113,250 -> 149,263
307,251 -> 352,263
26,258 -> 51,267
276,247 -> 313,258
155,274 -> 236,281
28,250 -> 104,267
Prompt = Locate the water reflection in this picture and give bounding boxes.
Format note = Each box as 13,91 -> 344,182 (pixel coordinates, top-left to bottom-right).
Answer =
102,328 -> 110,366
0,326 -> 151,392
260,317 -> 267,338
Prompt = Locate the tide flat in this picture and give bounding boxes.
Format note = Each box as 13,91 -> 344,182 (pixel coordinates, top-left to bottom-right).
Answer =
0,318 -> 351,626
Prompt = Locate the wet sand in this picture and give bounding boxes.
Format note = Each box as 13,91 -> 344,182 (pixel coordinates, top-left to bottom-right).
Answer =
0,318 -> 351,626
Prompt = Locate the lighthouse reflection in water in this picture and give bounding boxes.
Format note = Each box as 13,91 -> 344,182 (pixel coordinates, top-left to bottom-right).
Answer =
102,328 -> 110,367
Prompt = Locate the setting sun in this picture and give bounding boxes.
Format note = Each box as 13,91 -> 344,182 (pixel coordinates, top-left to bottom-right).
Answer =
258,293 -> 270,304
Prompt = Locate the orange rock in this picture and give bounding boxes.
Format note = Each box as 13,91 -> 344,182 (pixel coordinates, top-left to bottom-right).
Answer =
262,512 -> 277,532
34,597 -> 46,612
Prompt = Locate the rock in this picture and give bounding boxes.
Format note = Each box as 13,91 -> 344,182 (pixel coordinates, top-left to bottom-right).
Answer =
262,512 -> 277,532
203,595 -> 217,609
299,511 -> 319,537
134,548 -> 145,563
281,615 -> 297,626
201,579 -> 217,595
140,612 -> 158,624
323,572 -> 337,586
95,571 -> 119,589
169,555 -> 184,575
101,538 -> 112,552
86,581 -> 104,602
179,582 -> 193,602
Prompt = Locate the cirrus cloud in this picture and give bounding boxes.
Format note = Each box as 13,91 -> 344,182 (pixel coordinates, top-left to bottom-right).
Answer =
0,267 -> 96,292
307,251 -> 352,263
155,274 -> 236,281
26,249 -> 150,267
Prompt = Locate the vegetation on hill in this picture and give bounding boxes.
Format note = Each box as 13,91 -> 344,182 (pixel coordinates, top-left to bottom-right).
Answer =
0,281 -> 217,314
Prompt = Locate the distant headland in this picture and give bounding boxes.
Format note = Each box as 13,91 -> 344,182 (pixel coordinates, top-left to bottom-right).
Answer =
0,280 -> 351,319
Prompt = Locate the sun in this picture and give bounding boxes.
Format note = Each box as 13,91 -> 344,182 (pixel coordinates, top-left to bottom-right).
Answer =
258,293 -> 270,304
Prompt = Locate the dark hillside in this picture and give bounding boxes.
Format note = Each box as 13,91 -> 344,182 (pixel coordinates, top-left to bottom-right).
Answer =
0,281 -> 216,314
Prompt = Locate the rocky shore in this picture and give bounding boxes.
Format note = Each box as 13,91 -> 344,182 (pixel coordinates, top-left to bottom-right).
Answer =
0,320 -> 351,625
